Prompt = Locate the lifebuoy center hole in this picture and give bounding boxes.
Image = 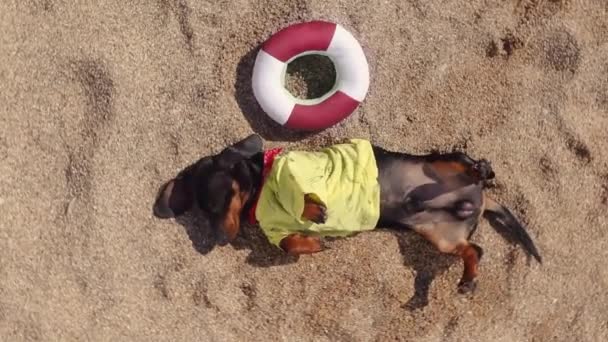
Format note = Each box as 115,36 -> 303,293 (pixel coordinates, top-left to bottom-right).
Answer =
285,55 -> 337,100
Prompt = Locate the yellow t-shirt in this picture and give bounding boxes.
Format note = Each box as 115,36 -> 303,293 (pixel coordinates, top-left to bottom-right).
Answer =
255,139 -> 381,246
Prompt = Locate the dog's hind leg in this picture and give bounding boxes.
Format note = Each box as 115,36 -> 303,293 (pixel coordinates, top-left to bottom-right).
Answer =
413,221 -> 483,294
425,153 -> 495,184
455,242 -> 483,293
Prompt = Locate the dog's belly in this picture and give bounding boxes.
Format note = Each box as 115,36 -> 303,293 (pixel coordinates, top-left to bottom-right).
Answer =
377,161 -> 433,204
376,159 -> 484,228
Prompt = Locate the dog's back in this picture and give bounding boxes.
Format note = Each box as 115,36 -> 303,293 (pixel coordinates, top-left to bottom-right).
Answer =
256,139 -> 381,246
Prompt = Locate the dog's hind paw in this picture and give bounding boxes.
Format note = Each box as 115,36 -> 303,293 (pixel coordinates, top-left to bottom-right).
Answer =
457,279 -> 477,294
471,159 -> 495,181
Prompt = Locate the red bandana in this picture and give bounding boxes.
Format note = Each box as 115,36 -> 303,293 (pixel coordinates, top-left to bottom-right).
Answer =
248,147 -> 283,224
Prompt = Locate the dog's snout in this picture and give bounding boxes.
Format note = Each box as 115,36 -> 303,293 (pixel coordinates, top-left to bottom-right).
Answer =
215,228 -> 230,246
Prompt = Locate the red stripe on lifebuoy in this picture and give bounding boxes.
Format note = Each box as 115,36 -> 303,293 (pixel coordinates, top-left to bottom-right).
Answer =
285,91 -> 360,131
262,21 -> 337,62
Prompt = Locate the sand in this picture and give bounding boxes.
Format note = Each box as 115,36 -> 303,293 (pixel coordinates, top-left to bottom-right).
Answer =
1,0 -> 607,341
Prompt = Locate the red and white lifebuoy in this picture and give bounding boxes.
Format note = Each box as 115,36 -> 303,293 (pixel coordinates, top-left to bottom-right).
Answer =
252,21 -> 370,131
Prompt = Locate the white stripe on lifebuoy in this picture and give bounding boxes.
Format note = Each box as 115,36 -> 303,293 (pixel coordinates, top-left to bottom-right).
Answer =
326,25 -> 369,102
252,21 -> 370,131
252,50 -> 295,125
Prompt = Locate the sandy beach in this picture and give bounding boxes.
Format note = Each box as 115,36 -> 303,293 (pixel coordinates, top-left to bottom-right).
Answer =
1,0 -> 607,340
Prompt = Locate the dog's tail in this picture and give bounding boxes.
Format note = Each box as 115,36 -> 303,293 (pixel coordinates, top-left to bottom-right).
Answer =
483,196 -> 542,263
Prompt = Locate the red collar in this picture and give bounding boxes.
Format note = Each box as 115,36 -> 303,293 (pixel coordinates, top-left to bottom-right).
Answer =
248,148 -> 283,224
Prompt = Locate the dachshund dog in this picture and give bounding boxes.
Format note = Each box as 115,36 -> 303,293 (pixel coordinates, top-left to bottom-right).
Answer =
154,134 -> 541,293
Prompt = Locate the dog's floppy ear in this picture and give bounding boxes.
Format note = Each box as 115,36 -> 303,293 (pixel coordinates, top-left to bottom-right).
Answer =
214,134 -> 263,168
153,177 -> 194,218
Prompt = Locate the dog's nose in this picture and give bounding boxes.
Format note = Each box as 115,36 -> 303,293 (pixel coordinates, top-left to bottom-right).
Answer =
215,229 -> 229,246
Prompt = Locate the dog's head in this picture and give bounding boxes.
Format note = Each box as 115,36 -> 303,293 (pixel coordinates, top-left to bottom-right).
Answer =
153,134 -> 264,245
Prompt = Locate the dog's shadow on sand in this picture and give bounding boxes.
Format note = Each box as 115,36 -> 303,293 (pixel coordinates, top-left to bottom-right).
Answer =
159,195 -> 456,309
392,231 -> 457,310
174,213 -> 455,309
166,208 -> 299,267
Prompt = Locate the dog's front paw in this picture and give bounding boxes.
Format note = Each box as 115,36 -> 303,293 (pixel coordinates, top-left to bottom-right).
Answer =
311,204 -> 327,224
457,279 -> 477,294
302,194 -> 327,224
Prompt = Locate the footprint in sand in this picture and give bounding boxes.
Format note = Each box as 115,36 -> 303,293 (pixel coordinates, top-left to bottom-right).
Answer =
542,29 -> 581,75
60,58 -> 116,242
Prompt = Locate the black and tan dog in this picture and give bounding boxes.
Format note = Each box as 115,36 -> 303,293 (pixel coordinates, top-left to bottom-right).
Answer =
153,134 -> 541,293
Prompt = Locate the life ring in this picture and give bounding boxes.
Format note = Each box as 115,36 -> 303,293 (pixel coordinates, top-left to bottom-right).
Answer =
252,20 -> 370,131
